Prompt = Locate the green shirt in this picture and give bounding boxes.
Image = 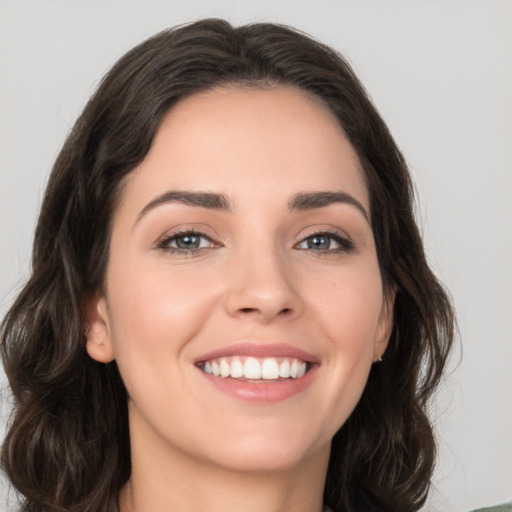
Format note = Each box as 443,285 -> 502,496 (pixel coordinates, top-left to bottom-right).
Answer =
471,505 -> 512,512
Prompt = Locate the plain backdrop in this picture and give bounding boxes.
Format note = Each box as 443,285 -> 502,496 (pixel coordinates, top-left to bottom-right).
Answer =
0,1 -> 511,511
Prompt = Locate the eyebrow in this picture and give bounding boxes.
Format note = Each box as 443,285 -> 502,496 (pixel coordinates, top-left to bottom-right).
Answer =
135,189 -> 370,224
136,190 -> 232,223
288,191 -> 370,222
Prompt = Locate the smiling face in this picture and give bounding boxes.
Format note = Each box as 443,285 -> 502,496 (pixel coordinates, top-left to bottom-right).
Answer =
85,85 -> 392,475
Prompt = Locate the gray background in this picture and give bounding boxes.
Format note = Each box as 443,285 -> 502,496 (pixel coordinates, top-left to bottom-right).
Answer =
1,1 -> 511,510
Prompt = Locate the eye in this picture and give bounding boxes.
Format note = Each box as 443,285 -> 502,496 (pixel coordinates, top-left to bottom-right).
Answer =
157,231 -> 216,253
296,232 -> 354,253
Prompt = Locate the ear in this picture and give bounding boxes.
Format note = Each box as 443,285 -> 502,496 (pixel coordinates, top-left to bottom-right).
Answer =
374,289 -> 395,362
84,293 -> 115,363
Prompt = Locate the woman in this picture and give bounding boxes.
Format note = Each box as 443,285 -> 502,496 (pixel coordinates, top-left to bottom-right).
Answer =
1,19 -> 454,512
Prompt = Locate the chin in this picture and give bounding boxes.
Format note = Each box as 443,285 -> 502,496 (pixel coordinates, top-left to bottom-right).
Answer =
198,423 -> 332,474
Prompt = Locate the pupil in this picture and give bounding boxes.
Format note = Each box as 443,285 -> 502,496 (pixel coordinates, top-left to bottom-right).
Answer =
177,235 -> 199,249
308,236 -> 329,250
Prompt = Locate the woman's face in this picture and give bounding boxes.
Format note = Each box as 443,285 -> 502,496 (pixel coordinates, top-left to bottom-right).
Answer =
86,85 -> 392,474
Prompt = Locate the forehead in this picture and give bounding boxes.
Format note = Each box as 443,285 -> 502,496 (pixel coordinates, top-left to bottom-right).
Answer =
117,85 -> 369,216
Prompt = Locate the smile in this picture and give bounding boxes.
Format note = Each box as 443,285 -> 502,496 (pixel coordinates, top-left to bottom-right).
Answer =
198,356 -> 309,380
194,343 -> 318,402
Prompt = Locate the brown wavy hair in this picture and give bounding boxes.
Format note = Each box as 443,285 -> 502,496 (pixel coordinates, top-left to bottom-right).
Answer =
1,19 -> 454,512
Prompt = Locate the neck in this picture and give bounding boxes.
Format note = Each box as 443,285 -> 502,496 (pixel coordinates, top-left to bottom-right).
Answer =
119,413 -> 329,512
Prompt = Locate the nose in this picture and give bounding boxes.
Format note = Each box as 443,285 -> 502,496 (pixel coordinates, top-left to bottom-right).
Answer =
224,246 -> 303,324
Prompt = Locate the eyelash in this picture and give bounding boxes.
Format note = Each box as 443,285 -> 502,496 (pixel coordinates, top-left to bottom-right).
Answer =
296,230 -> 355,255
156,229 -> 355,256
156,230 -> 217,255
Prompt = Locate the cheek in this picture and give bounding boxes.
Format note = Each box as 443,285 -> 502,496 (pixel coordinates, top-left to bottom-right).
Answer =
105,259 -> 223,364
304,260 -> 383,402
307,261 -> 384,344
311,273 -> 383,420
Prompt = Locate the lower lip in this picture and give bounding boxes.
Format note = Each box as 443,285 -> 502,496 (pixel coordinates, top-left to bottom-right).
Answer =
198,365 -> 318,403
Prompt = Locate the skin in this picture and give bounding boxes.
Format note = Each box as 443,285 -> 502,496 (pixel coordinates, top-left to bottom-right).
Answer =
85,85 -> 393,512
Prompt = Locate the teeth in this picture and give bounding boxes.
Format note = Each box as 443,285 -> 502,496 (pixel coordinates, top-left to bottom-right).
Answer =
261,358 -> 279,379
279,359 -> 291,378
219,358 -> 230,378
200,356 -> 309,380
244,357 -> 262,379
230,357 -> 244,378
290,359 -> 299,378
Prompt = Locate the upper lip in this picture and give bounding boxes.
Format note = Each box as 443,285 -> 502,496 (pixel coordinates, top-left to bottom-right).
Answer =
194,342 -> 319,364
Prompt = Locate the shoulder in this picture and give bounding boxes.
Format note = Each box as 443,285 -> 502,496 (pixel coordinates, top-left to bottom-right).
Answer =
471,504 -> 512,512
